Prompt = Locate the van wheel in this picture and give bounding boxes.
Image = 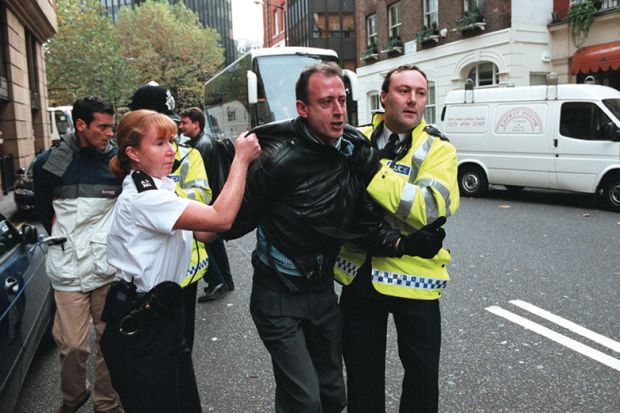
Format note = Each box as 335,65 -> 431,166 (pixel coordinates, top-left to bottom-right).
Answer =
458,166 -> 488,197
601,178 -> 620,212
505,185 -> 524,193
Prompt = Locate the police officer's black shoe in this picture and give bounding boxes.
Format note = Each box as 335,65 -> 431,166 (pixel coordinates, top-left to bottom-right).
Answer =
197,283 -> 227,302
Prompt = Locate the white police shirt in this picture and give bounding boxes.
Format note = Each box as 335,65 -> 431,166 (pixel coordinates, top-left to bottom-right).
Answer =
107,171 -> 192,293
377,125 -> 406,149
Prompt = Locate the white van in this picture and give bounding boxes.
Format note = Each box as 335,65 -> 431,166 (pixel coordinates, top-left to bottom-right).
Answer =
48,106 -> 73,144
440,83 -> 620,211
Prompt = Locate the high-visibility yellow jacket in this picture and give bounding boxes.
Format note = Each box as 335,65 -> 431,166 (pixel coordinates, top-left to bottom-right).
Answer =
169,142 -> 212,287
334,113 -> 460,300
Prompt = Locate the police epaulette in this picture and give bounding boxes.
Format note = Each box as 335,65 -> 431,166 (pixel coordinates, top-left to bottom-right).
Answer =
131,171 -> 157,192
424,125 -> 450,142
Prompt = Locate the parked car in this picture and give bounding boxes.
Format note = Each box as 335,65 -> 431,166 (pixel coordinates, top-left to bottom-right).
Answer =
13,161 -> 35,212
0,215 -> 64,413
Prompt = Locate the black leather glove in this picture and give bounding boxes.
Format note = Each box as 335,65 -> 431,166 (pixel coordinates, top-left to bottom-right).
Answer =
398,217 -> 447,258
347,144 -> 382,186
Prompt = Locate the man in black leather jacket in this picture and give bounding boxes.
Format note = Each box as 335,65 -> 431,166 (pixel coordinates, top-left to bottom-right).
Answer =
225,63 -> 444,413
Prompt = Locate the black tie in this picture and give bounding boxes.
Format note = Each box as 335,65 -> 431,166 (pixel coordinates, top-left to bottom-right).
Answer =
379,133 -> 400,159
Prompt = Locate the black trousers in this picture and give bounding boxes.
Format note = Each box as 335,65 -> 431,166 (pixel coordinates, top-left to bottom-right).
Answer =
182,282 -> 197,351
340,288 -> 441,413
250,281 -> 346,413
101,293 -> 201,413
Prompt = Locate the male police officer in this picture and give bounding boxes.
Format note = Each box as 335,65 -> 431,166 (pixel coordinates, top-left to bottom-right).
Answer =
225,63 -> 446,413
335,65 -> 460,413
179,107 -> 234,302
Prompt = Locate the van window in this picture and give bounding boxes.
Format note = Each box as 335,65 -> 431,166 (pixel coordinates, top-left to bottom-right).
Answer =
560,102 -> 612,141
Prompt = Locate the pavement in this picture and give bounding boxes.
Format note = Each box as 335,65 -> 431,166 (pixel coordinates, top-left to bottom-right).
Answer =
0,190 -> 18,219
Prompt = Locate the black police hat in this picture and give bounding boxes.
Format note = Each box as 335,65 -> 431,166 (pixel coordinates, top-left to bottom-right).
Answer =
128,82 -> 181,122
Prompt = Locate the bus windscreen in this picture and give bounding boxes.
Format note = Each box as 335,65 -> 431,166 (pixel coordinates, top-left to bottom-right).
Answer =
255,54 -> 338,121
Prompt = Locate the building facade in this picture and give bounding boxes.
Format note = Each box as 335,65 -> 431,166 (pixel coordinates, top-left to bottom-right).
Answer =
548,0 -> 619,89
100,0 -> 236,65
261,0 -> 356,71
355,0 -> 556,125
0,0 -> 57,194
260,0 -> 287,47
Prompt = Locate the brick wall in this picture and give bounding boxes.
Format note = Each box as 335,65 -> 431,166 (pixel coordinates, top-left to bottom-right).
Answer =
356,0 -> 513,67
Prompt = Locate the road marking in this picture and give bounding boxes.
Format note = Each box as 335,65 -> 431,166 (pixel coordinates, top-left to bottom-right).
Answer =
509,300 -> 620,354
485,305 -> 620,372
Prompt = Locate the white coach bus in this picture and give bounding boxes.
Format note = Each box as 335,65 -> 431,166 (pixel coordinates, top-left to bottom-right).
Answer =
203,47 -> 358,141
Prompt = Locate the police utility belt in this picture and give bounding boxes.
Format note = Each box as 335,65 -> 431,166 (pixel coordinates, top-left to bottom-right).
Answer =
255,226 -> 330,287
101,279 -> 183,337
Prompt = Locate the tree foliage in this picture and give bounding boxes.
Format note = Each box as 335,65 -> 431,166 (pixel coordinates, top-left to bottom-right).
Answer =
45,0 -> 138,108
45,0 -> 225,110
117,0 -> 225,108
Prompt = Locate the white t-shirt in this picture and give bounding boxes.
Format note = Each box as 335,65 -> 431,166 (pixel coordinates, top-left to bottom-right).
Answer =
107,172 -> 192,293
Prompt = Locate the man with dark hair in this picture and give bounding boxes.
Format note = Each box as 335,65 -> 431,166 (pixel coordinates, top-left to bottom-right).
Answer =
33,96 -> 123,413
179,107 -> 235,302
225,63 -> 445,413
335,64 -> 460,412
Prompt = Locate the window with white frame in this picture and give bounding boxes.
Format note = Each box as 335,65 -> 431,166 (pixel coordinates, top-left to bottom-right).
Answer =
273,9 -> 279,36
467,62 -> 499,87
424,0 -> 438,28
388,3 -> 401,39
569,0 -> 617,6
425,81 -> 436,124
368,92 -> 380,117
366,14 -> 377,47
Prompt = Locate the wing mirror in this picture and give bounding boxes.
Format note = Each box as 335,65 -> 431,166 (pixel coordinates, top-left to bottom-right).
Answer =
605,122 -> 620,142
21,224 -> 38,244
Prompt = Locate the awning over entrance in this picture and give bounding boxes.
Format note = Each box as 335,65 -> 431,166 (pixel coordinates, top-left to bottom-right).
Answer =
571,41 -> 620,75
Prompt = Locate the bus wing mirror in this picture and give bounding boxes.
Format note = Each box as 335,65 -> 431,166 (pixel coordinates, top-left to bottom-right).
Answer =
247,71 -> 258,104
343,69 -> 359,101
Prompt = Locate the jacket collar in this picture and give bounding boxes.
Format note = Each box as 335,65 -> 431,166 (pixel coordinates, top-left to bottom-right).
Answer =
42,132 -> 116,178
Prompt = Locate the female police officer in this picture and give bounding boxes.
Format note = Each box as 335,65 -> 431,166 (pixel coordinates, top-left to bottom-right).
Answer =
100,109 -> 260,413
